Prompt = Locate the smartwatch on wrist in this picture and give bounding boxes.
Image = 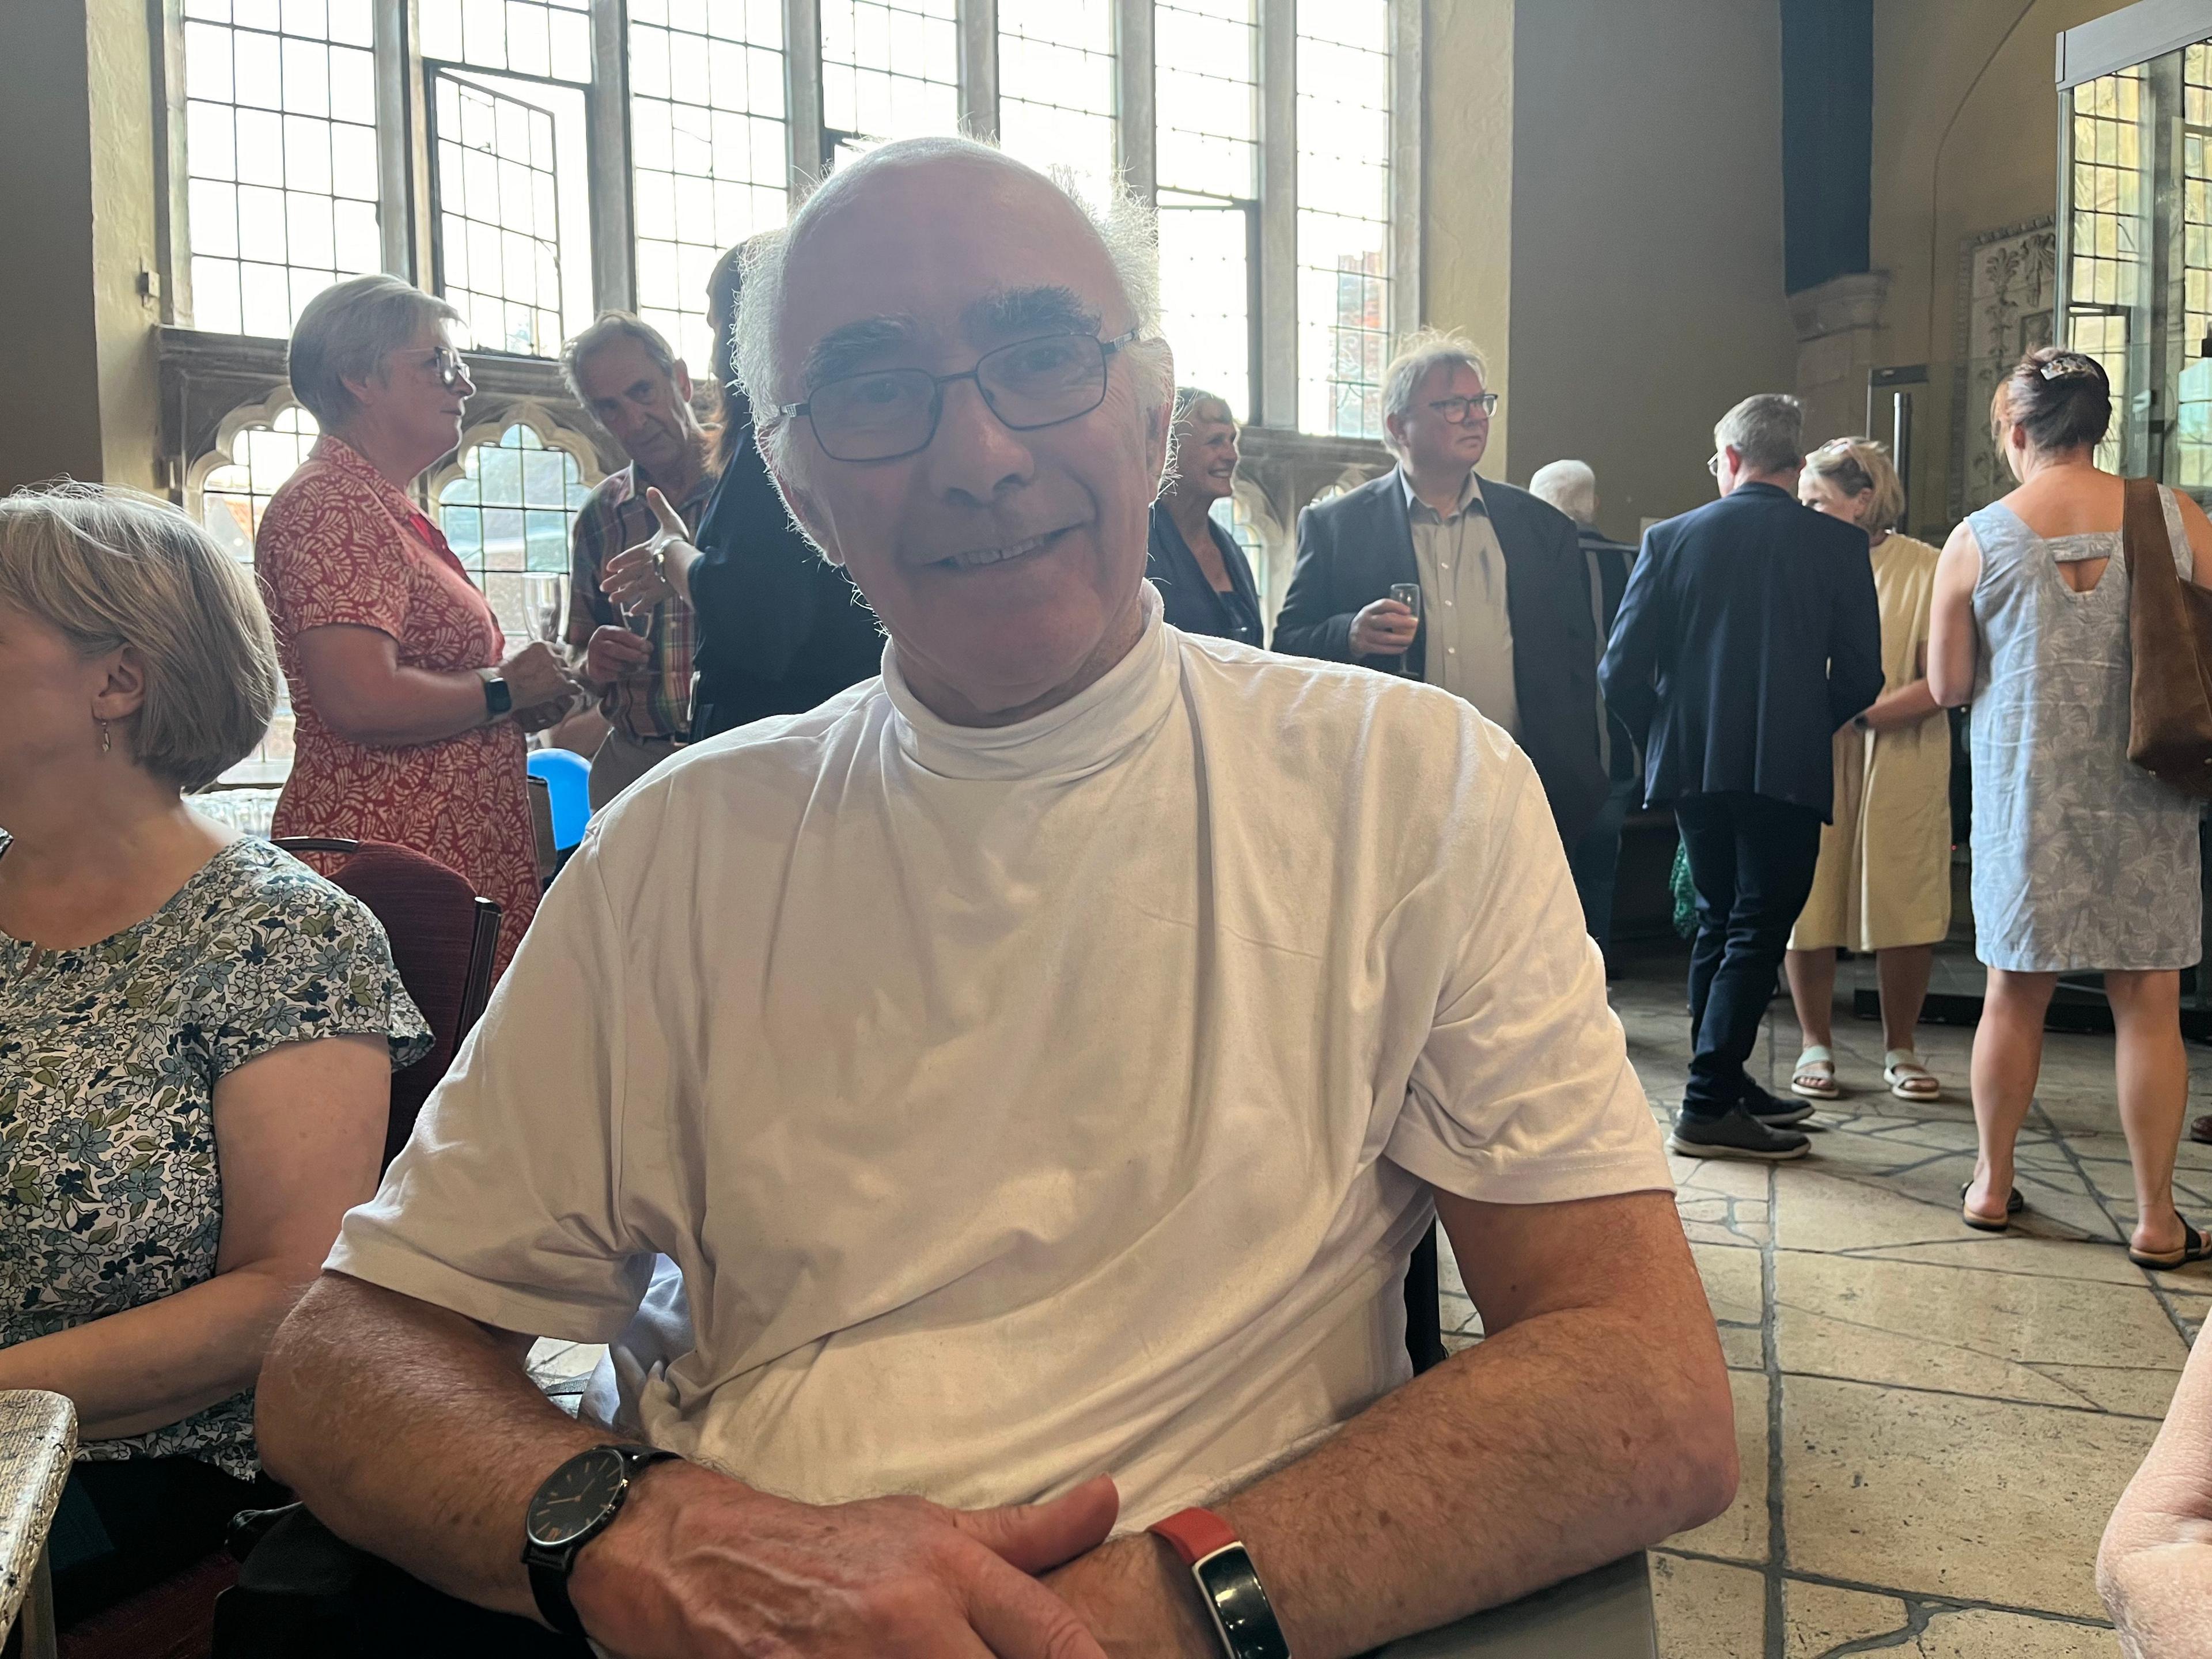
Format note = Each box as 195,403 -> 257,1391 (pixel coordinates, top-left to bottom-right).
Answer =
520,1442 -> 679,1638
1147,1508 -> 1293,1659
482,671 -> 514,719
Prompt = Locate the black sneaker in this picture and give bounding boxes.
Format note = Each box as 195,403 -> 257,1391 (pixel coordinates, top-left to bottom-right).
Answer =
1668,1104 -> 1811,1161
1738,1077 -> 1815,1128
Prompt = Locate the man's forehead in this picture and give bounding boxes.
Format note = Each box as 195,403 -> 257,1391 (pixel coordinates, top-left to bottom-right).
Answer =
1426,359 -> 1486,393
776,157 -> 1122,374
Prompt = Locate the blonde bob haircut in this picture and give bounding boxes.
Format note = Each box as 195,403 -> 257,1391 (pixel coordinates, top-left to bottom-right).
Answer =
0,483 -> 279,791
1803,437 -> 1906,534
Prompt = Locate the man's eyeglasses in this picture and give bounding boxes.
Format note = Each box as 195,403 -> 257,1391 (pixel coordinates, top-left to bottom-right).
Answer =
778,328 -> 1143,463
1427,392 -> 1499,423
427,346 -> 470,390
1705,452 -> 1726,478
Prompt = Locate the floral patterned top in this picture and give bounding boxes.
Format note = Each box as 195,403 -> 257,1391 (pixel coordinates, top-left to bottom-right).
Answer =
0,834 -> 431,1476
258,434 -> 538,977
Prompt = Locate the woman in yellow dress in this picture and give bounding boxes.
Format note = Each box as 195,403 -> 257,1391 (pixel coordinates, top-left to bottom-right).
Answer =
1784,439 -> 1953,1102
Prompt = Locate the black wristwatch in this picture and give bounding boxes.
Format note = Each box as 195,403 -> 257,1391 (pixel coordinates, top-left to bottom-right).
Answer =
482,672 -> 514,718
520,1443 -> 679,1638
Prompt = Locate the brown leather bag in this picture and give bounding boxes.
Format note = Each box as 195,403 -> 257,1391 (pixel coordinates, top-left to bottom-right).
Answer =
2125,475 -> 2212,797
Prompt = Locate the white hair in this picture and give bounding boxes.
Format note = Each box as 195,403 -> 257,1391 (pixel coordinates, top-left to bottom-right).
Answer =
1380,328 -> 1489,460
733,136 -> 1169,461
1528,459 -> 1597,526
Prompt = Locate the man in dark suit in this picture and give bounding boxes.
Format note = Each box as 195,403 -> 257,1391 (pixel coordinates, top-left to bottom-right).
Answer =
1272,333 -> 1607,846
1601,394 -> 1883,1162
1530,458 -> 1642,963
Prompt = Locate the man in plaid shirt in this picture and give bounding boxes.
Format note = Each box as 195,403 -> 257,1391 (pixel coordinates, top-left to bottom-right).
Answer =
560,313 -> 721,808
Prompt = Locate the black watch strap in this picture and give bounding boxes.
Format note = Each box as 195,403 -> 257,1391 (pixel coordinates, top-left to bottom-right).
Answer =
522,1444 -> 677,1639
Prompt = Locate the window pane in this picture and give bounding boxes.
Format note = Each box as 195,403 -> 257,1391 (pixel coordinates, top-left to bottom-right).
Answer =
628,3 -> 789,384
199,402 -> 321,782
182,4 -> 380,335
1156,0 -> 1257,416
821,0 -> 959,153
1158,202 -> 1251,422
998,0 -> 1115,208
1296,0 -> 1391,438
437,423 -> 590,641
433,69 -> 590,356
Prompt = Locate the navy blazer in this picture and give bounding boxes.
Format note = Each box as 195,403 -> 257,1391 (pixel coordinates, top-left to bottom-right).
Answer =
1145,501 -> 1263,645
1272,467 -> 1608,843
1599,482 -> 1884,821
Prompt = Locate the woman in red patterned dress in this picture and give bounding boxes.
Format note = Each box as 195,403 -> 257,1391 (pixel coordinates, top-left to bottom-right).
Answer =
257,276 -> 578,976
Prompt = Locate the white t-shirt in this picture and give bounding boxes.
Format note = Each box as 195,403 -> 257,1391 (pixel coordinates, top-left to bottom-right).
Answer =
330,589 -> 1671,1529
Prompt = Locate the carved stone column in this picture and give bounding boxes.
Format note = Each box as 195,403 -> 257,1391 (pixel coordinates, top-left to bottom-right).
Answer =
1789,270 -> 1889,448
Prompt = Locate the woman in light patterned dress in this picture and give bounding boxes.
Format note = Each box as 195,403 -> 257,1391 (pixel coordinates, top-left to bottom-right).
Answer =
0,486 -> 430,1626
256,275 -> 579,978
1785,439 -> 1953,1104
1930,349 -> 2209,1267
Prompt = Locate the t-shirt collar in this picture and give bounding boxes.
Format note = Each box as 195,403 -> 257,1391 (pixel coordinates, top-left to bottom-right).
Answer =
881,584 -> 1179,782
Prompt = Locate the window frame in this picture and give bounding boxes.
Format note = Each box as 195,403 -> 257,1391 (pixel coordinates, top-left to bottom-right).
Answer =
152,0 -> 1425,478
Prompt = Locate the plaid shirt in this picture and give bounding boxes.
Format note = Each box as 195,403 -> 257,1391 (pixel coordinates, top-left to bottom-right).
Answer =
564,455 -> 718,742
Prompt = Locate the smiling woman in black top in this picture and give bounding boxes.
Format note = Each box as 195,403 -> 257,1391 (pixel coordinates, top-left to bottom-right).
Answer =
1146,387 -> 1264,646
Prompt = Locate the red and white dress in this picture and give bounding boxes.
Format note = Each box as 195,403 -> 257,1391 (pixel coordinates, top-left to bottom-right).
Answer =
257,435 -> 538,976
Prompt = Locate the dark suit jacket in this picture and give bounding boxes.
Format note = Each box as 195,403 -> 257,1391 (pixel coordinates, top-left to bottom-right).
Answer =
1578,525 -> 1639,783
1145,501 -> 1263,643
687,416 -> 886,739
1598,482 -> 1884,821
1272,467 -> 1608,843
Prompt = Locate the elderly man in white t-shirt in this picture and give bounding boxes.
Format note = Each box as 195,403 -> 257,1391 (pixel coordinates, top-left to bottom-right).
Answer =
257,137 -> 1734,1659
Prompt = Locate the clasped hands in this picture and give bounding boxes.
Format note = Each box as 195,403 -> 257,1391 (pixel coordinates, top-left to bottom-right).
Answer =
569,1463 -> 1218,1659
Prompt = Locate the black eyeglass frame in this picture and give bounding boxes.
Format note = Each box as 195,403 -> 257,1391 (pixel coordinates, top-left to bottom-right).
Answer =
1426,392 -> 1499,423
776,327 -> 1145,463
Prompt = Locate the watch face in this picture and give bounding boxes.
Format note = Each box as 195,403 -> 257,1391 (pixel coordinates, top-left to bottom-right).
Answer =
526,1446 -> 627,1549
1196,1551 -> 1292,1659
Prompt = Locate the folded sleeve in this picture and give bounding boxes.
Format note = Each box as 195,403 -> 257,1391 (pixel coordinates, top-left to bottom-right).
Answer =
1383,728 -> 1673,1206
207,876 -> 433,1081
260,473 -> 413,638
327,845 -> 657,1341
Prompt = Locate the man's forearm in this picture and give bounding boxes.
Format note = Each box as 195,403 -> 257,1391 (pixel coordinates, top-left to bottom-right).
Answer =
256,1272 -> 609,1618
1213,1298 -> 1733,1657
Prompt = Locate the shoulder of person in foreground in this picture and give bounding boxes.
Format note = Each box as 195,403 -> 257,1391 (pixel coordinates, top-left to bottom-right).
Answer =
199,842 -> 431,1067
1177,638 -> 1539,846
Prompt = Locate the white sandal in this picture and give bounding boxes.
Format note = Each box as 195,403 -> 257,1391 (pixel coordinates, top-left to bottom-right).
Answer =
1885,1050 -> 1942,1101
1791,1046 -> 1842,1100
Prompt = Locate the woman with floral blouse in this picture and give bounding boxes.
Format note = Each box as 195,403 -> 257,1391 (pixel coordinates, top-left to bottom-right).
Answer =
0,484 -> 429,1625
257,275 -> 579,978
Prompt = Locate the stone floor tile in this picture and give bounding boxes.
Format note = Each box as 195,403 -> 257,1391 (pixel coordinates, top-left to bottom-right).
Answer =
1693,1241 -> 1765,1369
1782,1376 -> 2158,1617
1783,1580 -> 1908,1657
1910,1608 -> 2121,1657
1773,1253 -> 2186,1415
1772,1163 -> 2146,1285
1665,1369 -> 1770,1565
1650,1552 -> 1764,1659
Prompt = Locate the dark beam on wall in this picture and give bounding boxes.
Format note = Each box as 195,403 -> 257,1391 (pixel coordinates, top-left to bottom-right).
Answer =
1780,0 -> 1873,296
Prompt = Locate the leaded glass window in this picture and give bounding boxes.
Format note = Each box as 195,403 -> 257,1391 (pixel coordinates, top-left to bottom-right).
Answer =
179,0 -> 381,336
1295,0 -> 1392,439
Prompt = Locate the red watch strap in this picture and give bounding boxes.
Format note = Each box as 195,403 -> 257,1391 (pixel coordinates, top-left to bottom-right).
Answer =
1149,1506 -> 1241,1566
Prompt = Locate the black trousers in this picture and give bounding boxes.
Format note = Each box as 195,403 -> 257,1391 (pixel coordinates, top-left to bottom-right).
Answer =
1673,792 -> 1824,1118
49,1457 -> 284,1630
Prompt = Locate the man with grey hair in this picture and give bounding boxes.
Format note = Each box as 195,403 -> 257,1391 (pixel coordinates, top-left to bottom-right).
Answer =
1601,395 -> 1883,1161
1528,460 -> 1641,964
557,311 -> 719,807
1274,331 -> 1607,847
254,138 -> 1733,1657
